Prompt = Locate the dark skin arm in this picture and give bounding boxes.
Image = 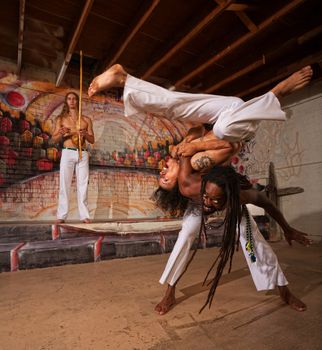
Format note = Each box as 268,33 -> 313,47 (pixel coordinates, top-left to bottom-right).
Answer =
240,189 -> 312,246
183,125 -> 206,143
176,138 -> 234,157
171,125 -> 207,158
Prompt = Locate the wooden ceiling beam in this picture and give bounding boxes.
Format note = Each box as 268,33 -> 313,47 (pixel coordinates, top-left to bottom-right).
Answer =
237,51 -> 322,98
17,0 -> 26,75
56,0 -> 94,87
105,0 -> 160,68
141,0 -> 233,79
215,0 -> 257,32
235,11 -> 257,32
175,0 -> 307,88
205,24 -> 322,93
298,24 -> 322,44
226,4 -> 251,11
205,58 -> 264,93
215,0 -> 251,12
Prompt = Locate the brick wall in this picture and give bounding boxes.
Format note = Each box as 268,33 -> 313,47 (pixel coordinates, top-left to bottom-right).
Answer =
0,168 -> 164,221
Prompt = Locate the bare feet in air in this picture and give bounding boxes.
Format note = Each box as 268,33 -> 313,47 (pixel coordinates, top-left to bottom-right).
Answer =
155,285 -> 176,315
88,64 -> 127,97
271,66 -> 313,99
83,218 -> 92,224
283,227 -> 312,247
278,286 -> 307,312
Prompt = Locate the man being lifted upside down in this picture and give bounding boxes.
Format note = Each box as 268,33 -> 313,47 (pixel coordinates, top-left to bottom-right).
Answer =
88,63 -> 312,192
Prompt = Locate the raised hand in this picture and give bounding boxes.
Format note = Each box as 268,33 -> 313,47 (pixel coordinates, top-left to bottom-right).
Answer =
177,142 -> 199,157
283,227 -> 312,247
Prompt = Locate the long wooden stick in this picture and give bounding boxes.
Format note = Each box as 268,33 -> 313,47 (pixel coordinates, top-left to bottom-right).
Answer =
78,50 -> 83,160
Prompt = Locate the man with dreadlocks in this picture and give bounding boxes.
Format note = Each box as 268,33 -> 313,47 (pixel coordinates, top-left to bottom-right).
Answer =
154,160 -> 311,315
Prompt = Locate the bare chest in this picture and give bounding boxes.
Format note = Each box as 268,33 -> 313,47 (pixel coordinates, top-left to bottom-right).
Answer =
62,117 -> 88,130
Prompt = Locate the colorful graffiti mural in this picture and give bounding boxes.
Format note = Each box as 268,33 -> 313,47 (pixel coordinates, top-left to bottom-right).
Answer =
0,71 -> 191,222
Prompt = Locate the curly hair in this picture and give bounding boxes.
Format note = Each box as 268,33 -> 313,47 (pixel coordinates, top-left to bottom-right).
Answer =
152,184 -> 189,217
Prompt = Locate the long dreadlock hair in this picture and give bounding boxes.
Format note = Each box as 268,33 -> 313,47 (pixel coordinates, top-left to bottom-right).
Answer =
152,184 -> 189,217
199,165 -> 251,312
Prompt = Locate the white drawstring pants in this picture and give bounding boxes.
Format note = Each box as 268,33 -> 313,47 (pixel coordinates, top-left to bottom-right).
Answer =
123,75 -> 286,142
57,149 -> 90,221
160,203 -> 288,291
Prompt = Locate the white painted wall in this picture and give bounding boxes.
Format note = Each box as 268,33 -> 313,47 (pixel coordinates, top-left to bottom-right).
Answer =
249,79 -> 322,242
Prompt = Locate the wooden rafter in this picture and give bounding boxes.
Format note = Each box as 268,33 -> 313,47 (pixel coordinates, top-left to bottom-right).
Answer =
215,0 -> 257,32
56,0 -> 94,87
237,51 -> 322,98
235,11 -> 257,32
226,4 -> 251,11
104,0 -> 160,68
206,24 -> 322,93
298,24 -> 322,44
215,0 -> 251,12
205,58 -> 264,93
141,0 -> 233,80
174,0 -> 306,88
17,0 -> 26,75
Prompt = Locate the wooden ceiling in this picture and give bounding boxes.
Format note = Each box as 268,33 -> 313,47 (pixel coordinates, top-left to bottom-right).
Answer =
1,0 -> 322,99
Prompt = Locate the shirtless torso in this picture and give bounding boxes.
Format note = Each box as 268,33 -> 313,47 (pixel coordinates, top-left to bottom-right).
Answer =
52,114 -> 94,147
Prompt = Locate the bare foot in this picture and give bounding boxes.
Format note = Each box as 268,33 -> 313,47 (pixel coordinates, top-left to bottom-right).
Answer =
83,218 -> 91,224
88,64 -> 127,97
271,66 -> 313,99
155,285 -> 176,315
56,219 -> 65,224
278,286 -> 307,312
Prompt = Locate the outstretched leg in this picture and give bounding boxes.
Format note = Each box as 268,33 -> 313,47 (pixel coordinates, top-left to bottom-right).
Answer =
156,205 -> 202,315
155,284 -> 176,315
88,64 -> 127,97
278,285 -> 307,312
271,66 -> 313,100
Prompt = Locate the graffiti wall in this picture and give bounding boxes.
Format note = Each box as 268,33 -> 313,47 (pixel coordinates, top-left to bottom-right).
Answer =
0,71 -> 192,222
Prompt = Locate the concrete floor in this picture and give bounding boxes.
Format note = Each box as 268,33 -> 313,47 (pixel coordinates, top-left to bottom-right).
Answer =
0,242 -> 321,350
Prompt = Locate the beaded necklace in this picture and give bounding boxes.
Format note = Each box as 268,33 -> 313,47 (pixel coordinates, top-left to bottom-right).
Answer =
242,204 -> 256,263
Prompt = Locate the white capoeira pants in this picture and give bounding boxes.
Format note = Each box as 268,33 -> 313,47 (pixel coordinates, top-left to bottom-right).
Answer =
159,203 -> 288,291
57,148 -> 90,221
123,75 -> 286,142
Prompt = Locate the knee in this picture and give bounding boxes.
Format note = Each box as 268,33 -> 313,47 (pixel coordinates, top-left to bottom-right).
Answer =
213,122 -> 251,143
212,122 -> 232,141
177,225 -> 198,244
